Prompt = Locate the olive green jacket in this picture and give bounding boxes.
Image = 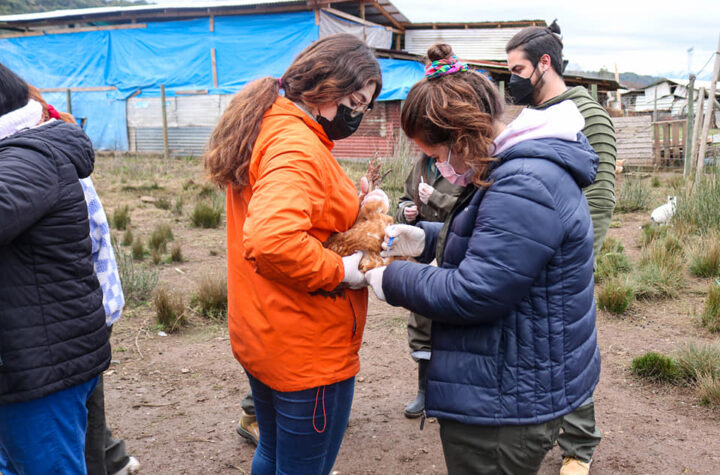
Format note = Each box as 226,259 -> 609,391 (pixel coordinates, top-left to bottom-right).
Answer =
535,86 -> 617,259
395,154 -> 465,225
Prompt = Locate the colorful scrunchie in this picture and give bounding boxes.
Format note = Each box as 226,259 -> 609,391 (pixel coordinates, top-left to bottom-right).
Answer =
424,56 -> 469,79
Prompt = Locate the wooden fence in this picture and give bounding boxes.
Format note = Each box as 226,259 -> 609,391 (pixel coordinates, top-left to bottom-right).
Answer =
612,115 -> 653,167
652,119 -> 687,167
612,116 -> 690,169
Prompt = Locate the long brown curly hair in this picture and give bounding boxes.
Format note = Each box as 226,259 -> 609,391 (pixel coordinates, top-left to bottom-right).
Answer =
205,33 -> 382,190
401,44 -> 504,187
27,84 -> 76,124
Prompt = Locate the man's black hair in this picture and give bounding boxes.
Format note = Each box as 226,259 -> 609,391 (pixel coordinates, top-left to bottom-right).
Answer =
506,20 -> 564,75
0,62 -> 29,116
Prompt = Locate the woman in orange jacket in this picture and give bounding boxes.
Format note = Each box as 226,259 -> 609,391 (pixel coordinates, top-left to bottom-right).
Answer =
205,34 -> 382,474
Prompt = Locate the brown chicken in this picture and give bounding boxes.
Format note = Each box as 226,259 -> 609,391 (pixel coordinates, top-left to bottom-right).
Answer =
324,156 -> 396,272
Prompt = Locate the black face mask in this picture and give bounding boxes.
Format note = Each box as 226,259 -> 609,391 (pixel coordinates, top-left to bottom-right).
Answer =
508,66 -> 545,106
316,104 -> 363,141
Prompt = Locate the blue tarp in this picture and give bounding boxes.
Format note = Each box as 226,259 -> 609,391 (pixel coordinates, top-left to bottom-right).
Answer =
0,11 -> 424,150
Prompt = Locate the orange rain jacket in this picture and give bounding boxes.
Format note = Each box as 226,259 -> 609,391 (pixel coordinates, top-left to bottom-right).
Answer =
227,96 -> 368,392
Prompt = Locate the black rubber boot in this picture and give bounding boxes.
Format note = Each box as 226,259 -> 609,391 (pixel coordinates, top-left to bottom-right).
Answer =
404,359 -> 428,418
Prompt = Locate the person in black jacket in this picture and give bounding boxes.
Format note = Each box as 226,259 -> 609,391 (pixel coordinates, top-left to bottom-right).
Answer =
0,63 -> 111,474
365,45 -> 600,474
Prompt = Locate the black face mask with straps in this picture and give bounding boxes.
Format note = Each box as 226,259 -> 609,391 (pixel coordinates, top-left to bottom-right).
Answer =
508,66 -> 546,106
316,104 -> 363,141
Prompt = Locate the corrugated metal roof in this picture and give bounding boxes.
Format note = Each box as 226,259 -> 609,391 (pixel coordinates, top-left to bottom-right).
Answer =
0,1 -> 300,23
404,28 -> 525,61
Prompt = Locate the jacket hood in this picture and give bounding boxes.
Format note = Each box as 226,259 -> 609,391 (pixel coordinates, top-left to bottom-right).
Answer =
492,100 -> 598,188
0,120 -> 95,179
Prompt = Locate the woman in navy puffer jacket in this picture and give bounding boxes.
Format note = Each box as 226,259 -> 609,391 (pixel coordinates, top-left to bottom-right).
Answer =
365,45 -> 600,474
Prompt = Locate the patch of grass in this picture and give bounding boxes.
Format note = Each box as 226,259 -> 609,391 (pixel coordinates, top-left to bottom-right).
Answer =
151,249 -> 161,265
696,373 -> 720,407
615,177 -> 651,212
115,244 -> 158,305
131,240 -> 145,260
197,182 -> 218,199
121,182 -> 162,192
595,237 -> 631,283
674,171 -> 720,234
640,224 -> 667,247
148,223 -> 174,253
170,243 -> 184,262
192,273 -> 228,319
632,351 -> 680,383
153,287 -> 186,332
190,202 -> 223,228
112,205 -> 131,230
701,282 -> 720,333
154,197 -> 171,210
632,235 -> 685,300
676,342 -> 720,383
597,276 -> 634,314
689,238 -> 720,278
651,175 -> 661,187
121,228 -> 134,247
173,196 -> 184,216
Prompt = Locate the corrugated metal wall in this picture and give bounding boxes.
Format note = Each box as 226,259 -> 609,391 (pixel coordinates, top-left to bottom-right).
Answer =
127,93 -> 403,159
128,94 -> 227,156
405,28 -> 523,61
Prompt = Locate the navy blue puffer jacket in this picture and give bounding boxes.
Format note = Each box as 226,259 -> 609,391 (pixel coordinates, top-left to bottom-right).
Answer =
0,120 -> 110,404
383,135 -> 601,426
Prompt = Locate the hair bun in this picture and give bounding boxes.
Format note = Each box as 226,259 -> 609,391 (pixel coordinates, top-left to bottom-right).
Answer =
427,43 -> 455,62
548,19 -> 561,35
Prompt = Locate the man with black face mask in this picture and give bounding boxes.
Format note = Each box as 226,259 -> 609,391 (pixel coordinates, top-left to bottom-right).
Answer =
506,20 -> 617,475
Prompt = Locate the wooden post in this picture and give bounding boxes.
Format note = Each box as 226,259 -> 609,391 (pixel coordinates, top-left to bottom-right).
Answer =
684,75 -> 695,177
671,122 -> 680,162
160,84 -> 169,160
211,48 -> 218,88
663,123 -> 670,167
696,34 -> 720,175
614,64 -> 621,113
498,80 -> 505,98
692,87 -> 705,174
209,15 -> 214,32
66,88 -> 72,116
590,83 -> 598,102
653,122 -> 660,166
359,2 -> 366,42
653,86 -> 658,122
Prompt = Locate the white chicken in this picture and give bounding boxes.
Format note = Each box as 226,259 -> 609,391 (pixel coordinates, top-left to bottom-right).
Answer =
650,196 -> 677,225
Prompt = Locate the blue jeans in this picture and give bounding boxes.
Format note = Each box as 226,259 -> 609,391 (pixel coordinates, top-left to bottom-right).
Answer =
247,372 -> 354,475
0,376 -> 99,475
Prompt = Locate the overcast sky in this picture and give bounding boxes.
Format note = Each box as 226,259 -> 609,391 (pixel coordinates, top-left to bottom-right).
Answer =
148,0 -> 719,79
391,0 -> 719,79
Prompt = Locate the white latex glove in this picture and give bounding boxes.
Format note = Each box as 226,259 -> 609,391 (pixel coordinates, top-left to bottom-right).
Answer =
418,182 -> 435,204
365,266 -> 386,301
361,189 -> 389,211
403,205 -> 418,222
380,224 -> 425,258
341,251 -> 366,289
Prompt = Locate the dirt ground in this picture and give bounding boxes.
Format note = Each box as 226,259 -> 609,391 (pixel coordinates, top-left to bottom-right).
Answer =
93,156 -> 720,474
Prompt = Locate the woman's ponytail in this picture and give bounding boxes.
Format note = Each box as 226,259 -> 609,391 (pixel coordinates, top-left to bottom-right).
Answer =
205,76 -> 280,189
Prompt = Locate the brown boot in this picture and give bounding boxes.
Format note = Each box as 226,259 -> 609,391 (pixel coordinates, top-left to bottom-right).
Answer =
236,410 -> 259,445
560,457 -> 591,475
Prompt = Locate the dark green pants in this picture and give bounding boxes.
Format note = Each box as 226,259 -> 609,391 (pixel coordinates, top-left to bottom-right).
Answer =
557,398 -> 602,463
407,312 -> 432,358
438,417 -> 563,475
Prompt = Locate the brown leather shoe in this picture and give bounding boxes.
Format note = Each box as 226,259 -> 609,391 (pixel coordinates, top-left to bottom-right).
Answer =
560,457 -> 591,475
236,410 -> 259,445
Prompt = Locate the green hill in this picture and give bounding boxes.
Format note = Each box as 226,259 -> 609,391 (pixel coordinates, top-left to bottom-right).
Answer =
0,0 -> 147,15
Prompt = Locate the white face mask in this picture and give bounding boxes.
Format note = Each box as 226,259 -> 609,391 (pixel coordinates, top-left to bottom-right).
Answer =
436,147 -> 474,186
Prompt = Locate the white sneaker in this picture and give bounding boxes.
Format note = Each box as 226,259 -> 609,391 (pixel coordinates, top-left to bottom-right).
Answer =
113,456 -> 141,475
